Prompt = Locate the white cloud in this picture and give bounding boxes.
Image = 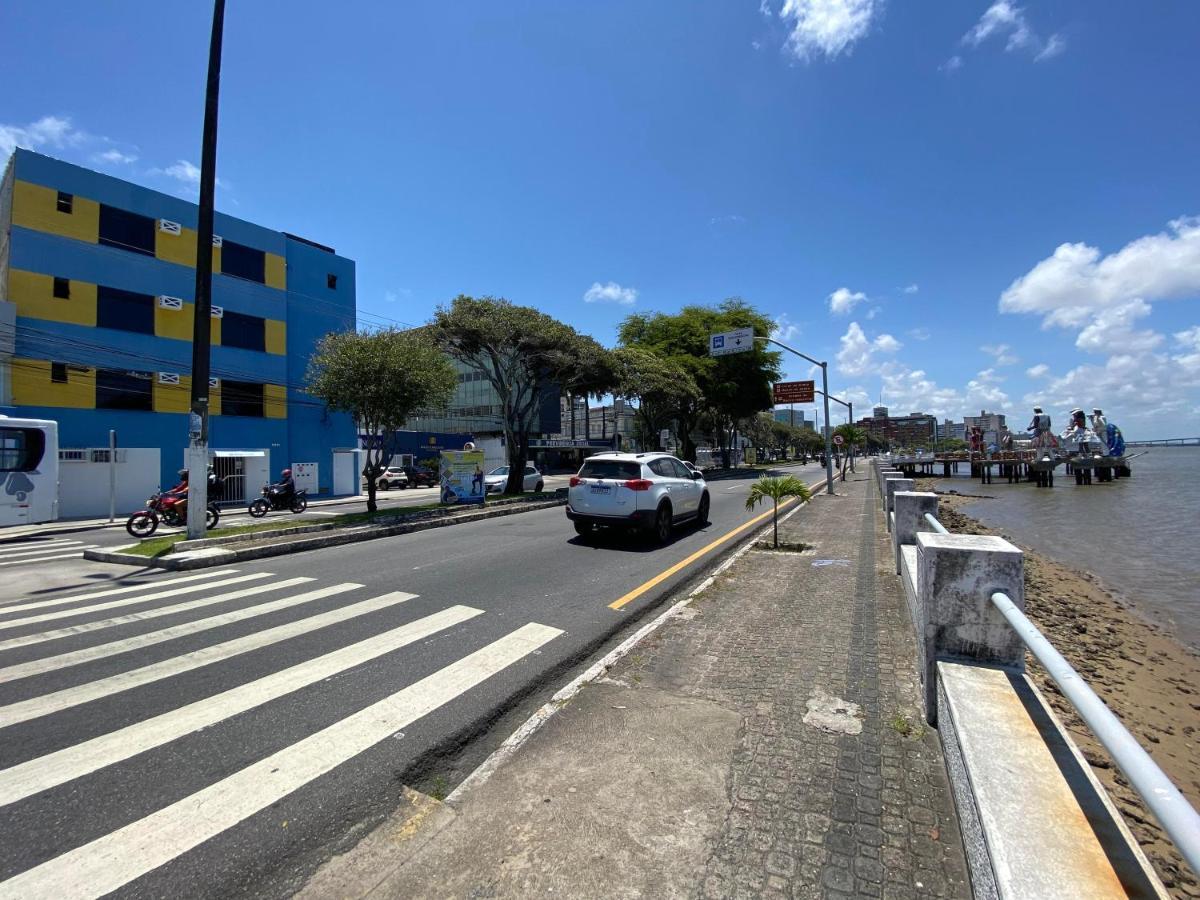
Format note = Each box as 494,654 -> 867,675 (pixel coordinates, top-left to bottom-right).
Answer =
161,160 -> 202,185
1026,363 -> 1049,378
906,327 -> 931,341
829,286 -> 868,315
779,0 -> 882,62
999,216 -> 1200,329
583,281 -> 638,306
939,55 -> 963,73
94,148 -> 137,165
865,305 -> 882,320
709,214 -> 746,226
1074,299 -> 1163,355
903,283 -> 919,294
836,322 -> 901,376
960,1 -> 1064,63
0,115 -> 85,158
770,313 -> 800,343
981,342 -> 1019,366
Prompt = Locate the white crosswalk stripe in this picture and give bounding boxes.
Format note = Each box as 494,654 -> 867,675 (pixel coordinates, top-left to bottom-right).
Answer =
0,568 -> 565,899
0,549 -> 96,567
0,541 -> 86,559
0,577 -> 293,654
0,569 -> 240,613
0,623 -> 561,900
0,582 -> 364,685
0,586 -> 416,726
0,573 -> 273,634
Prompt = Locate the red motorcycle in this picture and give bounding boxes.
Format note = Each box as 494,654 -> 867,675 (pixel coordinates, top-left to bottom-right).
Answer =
125,492 -> 220,538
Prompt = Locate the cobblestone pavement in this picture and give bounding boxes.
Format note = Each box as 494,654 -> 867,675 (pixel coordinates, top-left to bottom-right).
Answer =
620,471 -> 972,899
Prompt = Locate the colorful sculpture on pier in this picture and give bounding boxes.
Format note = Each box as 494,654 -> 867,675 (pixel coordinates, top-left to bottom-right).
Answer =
1060,407 -> 1105,455
1027,407 -> 1058,450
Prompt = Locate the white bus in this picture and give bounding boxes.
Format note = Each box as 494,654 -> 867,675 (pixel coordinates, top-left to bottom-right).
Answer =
0,416 -> 58,527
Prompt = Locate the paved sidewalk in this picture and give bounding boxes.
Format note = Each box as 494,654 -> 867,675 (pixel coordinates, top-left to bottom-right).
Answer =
300,471 -> 971,899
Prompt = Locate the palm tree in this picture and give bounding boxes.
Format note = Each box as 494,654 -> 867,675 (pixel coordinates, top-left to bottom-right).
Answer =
833,424 -> 867,477
745,475 -> 812,548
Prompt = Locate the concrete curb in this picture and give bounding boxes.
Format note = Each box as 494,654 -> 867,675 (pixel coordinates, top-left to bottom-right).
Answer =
84,498 -> 567,570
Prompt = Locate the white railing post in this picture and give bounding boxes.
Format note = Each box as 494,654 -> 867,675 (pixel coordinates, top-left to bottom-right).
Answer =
892,491 -> 938,575
883,477 -> 914,532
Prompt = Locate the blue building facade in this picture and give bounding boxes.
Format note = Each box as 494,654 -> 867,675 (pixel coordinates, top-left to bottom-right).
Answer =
0,149 -> 356,498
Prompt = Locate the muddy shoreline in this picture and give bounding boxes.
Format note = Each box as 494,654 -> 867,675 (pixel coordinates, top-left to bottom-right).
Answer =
916,480 -> 1200,897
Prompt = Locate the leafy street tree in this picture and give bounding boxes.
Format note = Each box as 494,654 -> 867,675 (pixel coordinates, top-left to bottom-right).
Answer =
433,295 -> 584,494
307,328 -> 457,512
745,474 -> 812,548
612,347 -> 700,450
619,299 -> 780,463
561,335 -> 617,440
833,423 -> 868,476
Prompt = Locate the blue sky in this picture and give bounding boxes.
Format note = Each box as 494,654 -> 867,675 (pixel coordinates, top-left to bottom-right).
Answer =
3,1 -> 1198,437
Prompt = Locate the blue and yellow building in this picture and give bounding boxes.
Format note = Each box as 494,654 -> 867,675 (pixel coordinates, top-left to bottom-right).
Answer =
0,149 -> 357,499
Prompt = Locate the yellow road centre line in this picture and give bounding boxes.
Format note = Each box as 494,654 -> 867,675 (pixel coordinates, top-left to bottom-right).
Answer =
608,498 -> 799,611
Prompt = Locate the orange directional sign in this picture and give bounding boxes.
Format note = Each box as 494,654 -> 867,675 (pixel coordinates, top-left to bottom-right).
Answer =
773,380 -> 815,404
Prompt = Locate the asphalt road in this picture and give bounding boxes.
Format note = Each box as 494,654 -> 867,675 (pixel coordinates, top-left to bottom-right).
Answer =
0,462 -> 828,899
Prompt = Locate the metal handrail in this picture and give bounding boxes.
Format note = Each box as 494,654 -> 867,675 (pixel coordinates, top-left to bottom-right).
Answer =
923,512 -> 950,535
990,590 -> 1200,874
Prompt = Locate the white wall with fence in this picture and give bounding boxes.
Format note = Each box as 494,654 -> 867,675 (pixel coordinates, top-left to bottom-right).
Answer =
57,448 -> 161,519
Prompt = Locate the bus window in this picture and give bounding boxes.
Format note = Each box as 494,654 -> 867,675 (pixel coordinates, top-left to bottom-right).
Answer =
0,428 -> 46,472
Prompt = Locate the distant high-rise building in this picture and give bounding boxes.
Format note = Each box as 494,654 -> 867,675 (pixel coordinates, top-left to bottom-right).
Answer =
773,408 -> 808,426
873,405 -> 888,418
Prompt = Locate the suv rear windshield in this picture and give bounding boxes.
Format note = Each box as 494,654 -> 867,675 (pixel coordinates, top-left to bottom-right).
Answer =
579,459 -> 641,480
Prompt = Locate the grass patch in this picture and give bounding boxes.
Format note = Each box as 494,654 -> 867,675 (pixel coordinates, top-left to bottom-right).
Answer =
751,540 -> 812,553
888,713 -> 925,739
123,521 -> 313,558
429,774 -> 449,802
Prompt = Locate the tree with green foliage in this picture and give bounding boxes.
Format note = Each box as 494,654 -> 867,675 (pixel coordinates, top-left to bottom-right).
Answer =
612,346 -> 700,450
618,299 -> 780,464
833,423 -> 868,476
745,474 -> 812,548
307,328 -> 457,512
561,335 -> 617,440
433,295 -> 586,494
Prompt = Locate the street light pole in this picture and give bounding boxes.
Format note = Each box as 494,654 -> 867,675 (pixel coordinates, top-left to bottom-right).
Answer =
186,0 -> 226,539
755,336 -> 836,495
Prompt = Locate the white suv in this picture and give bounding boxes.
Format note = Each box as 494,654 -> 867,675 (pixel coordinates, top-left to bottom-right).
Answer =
567,452 -> 709,543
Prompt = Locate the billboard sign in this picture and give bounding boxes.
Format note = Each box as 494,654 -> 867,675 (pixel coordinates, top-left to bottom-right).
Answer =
438,449 -> 486,505
773,380 -> 815,404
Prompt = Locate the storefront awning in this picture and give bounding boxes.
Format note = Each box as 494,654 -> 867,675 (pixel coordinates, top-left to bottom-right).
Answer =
211,450 -> 267,458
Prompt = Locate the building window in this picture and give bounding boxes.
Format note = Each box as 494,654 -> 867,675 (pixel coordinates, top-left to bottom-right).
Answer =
56,191 -> 74,214
220,240 -> 265,284
96,369 -> 154,411
98,204 -> 156,256
97,285 -> 155,334
53,277 -> 70,299
0,427 -> 47,472
222,379 -> 265,417
327,273 -> 337,289
50,363 -> 68,384
220,309 -> 266,352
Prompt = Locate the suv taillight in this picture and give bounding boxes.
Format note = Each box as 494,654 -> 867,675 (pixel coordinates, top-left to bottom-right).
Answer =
624,478 -> 653,491
569,476 -> 581,487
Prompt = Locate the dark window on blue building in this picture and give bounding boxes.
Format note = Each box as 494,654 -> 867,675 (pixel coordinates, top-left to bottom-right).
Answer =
96,369 -> 153,411
56,191 -> 73,214
221,309 -> 266,352
327,273 -> 337,289
98,205 -> 156,256
97,286 -> 155,334
53,277 -> 70,299
222,380 -> 265,418
221,241 -> 265,284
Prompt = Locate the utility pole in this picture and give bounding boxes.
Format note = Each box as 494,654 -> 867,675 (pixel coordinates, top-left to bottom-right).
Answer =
186,0 -> 226,539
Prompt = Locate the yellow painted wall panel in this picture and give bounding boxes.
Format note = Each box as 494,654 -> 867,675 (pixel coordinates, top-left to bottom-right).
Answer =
264,253 -> 287,290
153,375 -> 192,414
12,180 -> 99,243
212,243 -> 222,275
8,269 -> 97,326
211,314 -> 222,346
11,358 -> 96,409
155,226 -> 197,268
264,319 -> 287,355
155,302 -> 194,341
264,383 -> 288,419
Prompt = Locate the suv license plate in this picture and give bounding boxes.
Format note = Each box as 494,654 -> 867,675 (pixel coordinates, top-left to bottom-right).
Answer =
590,484 -> 611,494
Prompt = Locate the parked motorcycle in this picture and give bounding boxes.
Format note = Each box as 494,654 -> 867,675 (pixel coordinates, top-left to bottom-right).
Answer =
247,484 -> 308,518
125,492 -> 220,538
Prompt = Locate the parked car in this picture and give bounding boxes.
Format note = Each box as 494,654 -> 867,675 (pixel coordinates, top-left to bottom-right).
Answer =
402,466 -> 439,488
566,451 -> 709,544
484,463 -> 544,494
373,467 -> 409,491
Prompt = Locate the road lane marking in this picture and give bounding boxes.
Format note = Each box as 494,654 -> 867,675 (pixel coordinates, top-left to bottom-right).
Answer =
0,569 -> 242,615
0,583 -> 366,685
608,499 -> 801,611
0,541 -> 84,558
0,603 -> 484,808
0,622 -> 560,899
0,551 -> 96,568
0,577 -> 290,654
0,574 -> 271,633
0,585 -> 415,727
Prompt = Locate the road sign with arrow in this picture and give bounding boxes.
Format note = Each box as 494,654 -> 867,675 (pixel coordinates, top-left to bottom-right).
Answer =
709,328 -> 754,356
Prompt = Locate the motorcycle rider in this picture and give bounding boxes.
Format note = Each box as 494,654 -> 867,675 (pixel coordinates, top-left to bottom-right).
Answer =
270,468 -> 296,507
166,469 -> 190,519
